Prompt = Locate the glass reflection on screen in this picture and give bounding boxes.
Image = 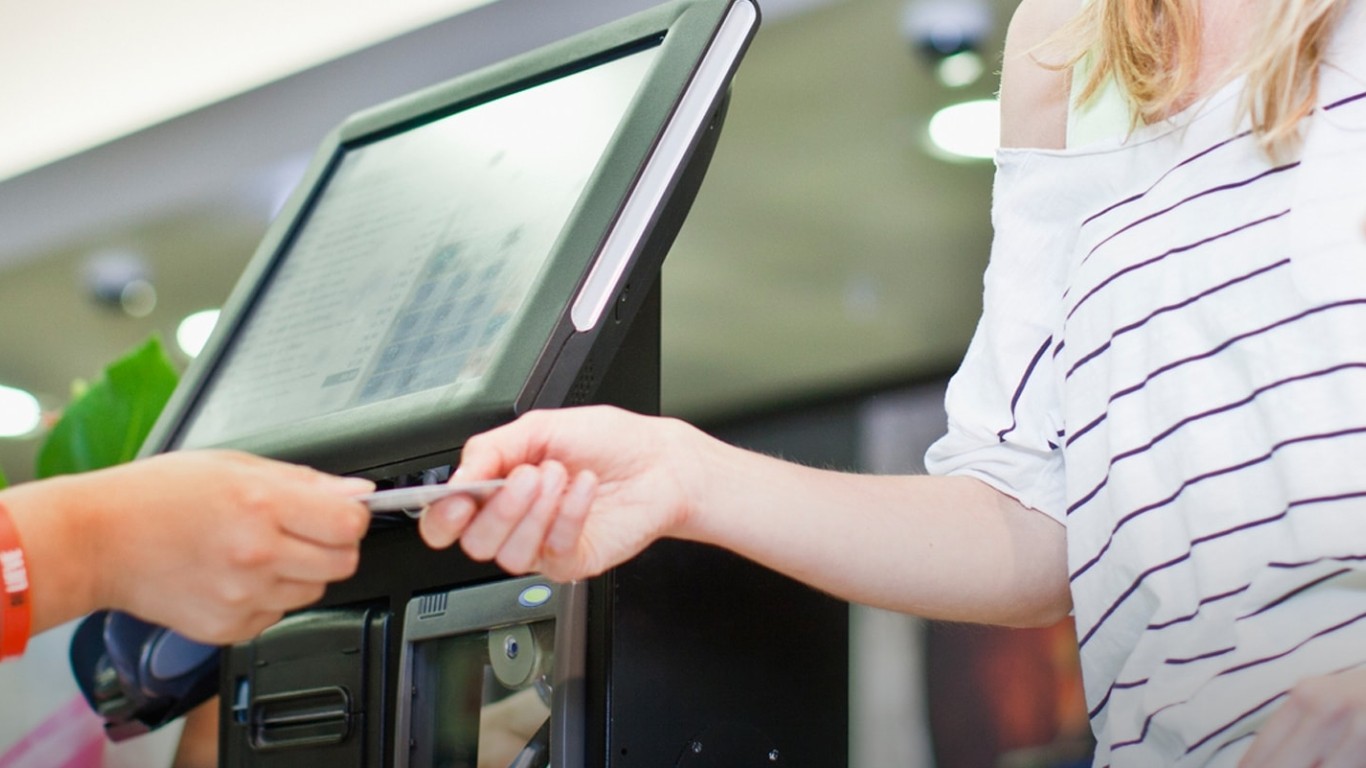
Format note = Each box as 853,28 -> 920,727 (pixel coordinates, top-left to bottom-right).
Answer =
178,45 -> 659,449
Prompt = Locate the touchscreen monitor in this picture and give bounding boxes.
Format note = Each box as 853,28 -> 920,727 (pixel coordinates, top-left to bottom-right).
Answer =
178,46 -> 659,449
140,0 -> 759,477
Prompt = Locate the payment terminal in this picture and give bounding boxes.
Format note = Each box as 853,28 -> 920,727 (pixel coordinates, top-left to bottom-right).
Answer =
70,1 -> 849,765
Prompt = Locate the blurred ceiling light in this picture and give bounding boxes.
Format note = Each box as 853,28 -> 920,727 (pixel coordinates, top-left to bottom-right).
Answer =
177,309 -> 221,358
927,98 -> 999,160
0,385 -> 41,438
901,0 -> 993,59
83,248 -> 157,317
935,51 -> 985,88
119,279 -> 158,318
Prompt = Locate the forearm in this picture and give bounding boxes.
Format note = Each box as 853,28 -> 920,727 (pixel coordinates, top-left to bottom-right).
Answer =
675,424 -> 1071,627
426,406 -> 1070,627
0,452 -> 369,650
0,474 -> 103,636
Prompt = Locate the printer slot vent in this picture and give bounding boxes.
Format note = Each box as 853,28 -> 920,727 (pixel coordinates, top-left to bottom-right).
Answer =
416,593 -> 449,619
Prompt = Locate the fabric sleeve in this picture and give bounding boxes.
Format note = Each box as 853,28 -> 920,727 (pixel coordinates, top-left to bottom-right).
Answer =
924,151 -> 1082,524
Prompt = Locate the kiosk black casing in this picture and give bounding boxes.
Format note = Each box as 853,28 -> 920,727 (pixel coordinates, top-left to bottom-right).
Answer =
83,1 -> 848,765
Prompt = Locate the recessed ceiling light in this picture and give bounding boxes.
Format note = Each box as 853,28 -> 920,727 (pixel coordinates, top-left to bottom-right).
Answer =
935,51 -> 985,88
120,278 -> 158,318
926,98 -> 999,161
0,385 -> 41,438
83,248 -> 155,316
177,309 -> 221,358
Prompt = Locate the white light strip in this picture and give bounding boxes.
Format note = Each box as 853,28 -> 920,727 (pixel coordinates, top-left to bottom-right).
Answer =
571,0 -> 758,332
927,98 -> 999,160
0,385 -> 41,439
177,308 -> 222,358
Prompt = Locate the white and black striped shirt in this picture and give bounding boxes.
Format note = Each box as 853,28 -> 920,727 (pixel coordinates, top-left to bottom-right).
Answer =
926,4 -> 1366,765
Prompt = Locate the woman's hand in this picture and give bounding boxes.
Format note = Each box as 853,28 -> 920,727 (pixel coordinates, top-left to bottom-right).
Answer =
419,406 -> 700,582
7,450 -> 373,643
1239,667 -> 1366,767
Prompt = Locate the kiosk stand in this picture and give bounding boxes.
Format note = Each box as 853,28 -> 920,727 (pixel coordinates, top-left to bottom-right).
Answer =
223,285 -> 848,767
70,1 -> 849,765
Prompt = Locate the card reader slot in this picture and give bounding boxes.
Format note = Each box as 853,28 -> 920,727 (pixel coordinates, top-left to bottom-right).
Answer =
250,686 -> 353,751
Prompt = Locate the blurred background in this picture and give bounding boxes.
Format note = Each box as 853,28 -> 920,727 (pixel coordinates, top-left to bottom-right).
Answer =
0,1 -> 1097,766
0,0 -> 1006,482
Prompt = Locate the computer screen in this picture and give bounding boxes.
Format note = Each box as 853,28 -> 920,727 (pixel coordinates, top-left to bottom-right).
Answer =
178,44 -> 660,449
143,0 -> 760,475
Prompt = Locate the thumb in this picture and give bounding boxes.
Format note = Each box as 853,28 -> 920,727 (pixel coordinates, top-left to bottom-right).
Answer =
454,425 -> 527,481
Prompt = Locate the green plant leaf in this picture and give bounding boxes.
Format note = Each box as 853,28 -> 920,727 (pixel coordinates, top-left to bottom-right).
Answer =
37,337 -> 180,479
0,464 -> 8,491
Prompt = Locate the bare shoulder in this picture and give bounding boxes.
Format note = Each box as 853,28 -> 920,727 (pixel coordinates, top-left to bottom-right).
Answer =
999,0 -> 1080,150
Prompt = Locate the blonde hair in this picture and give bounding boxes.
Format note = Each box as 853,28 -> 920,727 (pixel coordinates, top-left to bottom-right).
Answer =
1065,0 -> 1348,155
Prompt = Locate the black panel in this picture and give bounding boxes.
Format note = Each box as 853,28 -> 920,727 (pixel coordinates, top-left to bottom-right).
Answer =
600,542 -> 848,767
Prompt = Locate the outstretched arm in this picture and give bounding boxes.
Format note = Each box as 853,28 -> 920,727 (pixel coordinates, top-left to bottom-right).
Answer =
0,450 -> 372,644
421,406 -> 1069,628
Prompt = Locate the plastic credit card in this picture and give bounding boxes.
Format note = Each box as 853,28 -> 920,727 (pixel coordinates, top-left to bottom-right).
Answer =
359,480 -> 506,513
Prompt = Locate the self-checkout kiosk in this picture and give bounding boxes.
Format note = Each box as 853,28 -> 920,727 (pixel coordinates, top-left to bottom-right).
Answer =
69,1 -> 849,765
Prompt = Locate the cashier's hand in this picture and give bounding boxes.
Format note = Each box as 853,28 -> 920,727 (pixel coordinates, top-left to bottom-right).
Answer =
1238,667 -> 1366,767
83,451 -> 373,644
420,406 -> 697,582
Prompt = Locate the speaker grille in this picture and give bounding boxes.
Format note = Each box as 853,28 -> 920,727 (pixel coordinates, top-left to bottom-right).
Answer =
568,360 -> 597,405
416,592 -> 448,619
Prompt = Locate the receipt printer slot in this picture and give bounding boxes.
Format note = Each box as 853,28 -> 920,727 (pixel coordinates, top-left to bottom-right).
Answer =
251,687 -> 352,750
224,607 -> 388,767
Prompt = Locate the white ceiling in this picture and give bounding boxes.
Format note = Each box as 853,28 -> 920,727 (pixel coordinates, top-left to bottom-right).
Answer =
0,0 -> 1015,482
0,0 -> 493,181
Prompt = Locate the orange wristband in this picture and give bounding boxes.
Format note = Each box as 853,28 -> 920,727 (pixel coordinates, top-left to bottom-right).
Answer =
0,502 -> 31,660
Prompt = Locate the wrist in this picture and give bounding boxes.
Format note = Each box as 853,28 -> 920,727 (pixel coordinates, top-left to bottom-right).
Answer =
65,472 -> 116,618
0,472 -> 106,635
0,499 -> 32,658
664,417 -> 738,545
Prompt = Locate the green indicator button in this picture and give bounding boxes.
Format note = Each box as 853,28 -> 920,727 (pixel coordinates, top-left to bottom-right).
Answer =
518,584 -> 553,607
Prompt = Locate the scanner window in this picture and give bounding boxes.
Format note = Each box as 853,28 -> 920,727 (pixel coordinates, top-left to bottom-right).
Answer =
409,620 -> 555,768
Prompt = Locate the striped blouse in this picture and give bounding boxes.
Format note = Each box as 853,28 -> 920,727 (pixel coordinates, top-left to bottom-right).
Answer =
924,4 -> 1366,766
